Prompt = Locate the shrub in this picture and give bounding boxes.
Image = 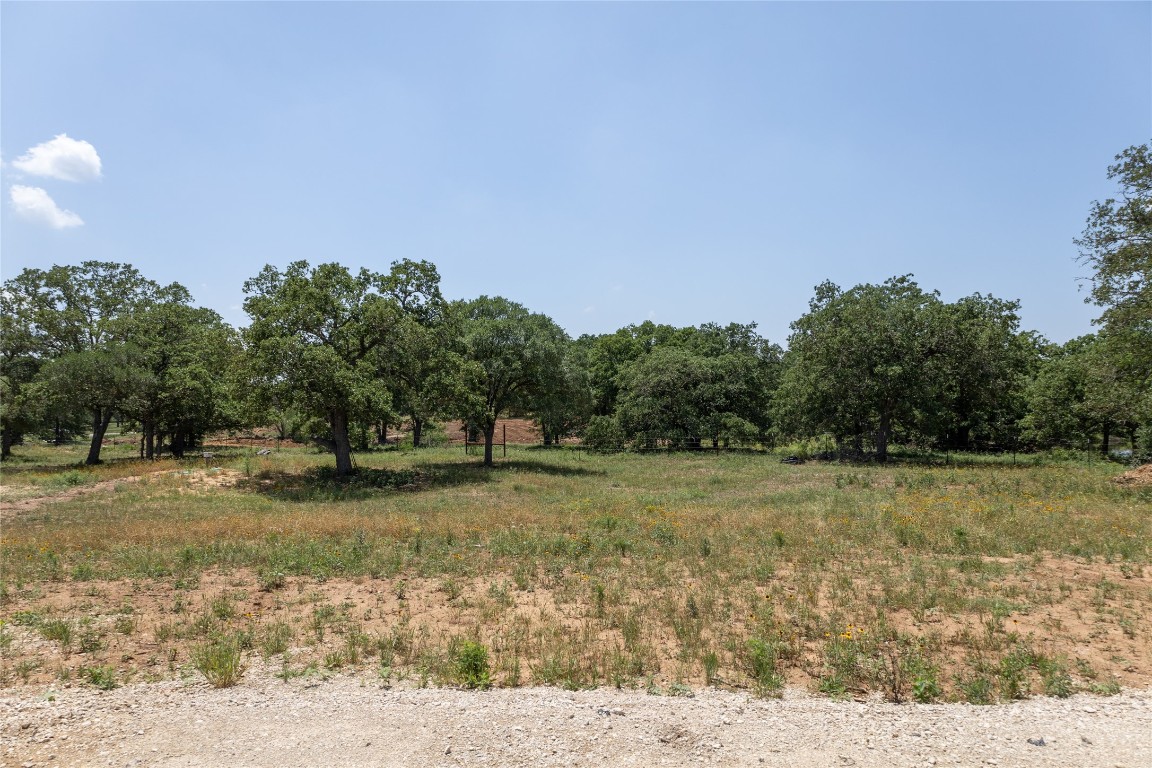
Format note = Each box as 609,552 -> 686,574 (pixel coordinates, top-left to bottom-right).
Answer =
453,640 -> 491,690
582,416 -> 625,451
193,636 -> 246,688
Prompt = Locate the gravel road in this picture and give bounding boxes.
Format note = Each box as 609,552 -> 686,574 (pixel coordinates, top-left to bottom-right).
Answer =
2,672 -> 1149,768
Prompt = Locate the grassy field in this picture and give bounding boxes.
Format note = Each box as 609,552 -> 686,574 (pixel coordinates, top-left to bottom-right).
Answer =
1,439 -> 1150,703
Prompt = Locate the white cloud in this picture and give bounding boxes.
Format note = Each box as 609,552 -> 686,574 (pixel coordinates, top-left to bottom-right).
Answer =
9,185 -> 84,229
13,134 -> 102,182
583,305 -> 596,314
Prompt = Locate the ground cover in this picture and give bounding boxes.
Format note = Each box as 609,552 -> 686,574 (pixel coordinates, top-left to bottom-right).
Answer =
1,442 -> 1149,704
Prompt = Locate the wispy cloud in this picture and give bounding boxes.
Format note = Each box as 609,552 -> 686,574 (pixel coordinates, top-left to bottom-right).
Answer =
9,185 -> 84,229
13,134 -> 102,182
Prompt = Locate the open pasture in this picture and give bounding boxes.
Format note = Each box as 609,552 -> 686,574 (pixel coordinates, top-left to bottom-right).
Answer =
1,444 -> 1149,703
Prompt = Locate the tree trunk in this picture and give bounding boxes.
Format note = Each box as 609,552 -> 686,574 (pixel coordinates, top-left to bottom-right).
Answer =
376,421 -> 388,445
171,429 -> 187,459
483,421 -> 496,467
331,409 -> 354,476
412,418 -> 423,449
875,411 -> 891,464
143,420 -> 156,460
1101,421 -> 1111,457
54,419 -> 64,446
86,408 -> 113,465
543,427 -> 553,447
1,429 -> 14,460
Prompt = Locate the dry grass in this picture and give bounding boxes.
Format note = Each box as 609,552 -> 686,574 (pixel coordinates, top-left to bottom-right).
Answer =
2,443 -> 1149,701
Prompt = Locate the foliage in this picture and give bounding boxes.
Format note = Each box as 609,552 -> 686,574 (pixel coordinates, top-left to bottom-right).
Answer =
457,296 -> 568,465
1075,143 -> 1152,452
1077,142 -> 1152,333
192,635 -> 247,688
243,259 -> 445,475
452,639 -> 492,689
582,415 -> 626,451
2,261 -> 188,464
773,276 -> 944,461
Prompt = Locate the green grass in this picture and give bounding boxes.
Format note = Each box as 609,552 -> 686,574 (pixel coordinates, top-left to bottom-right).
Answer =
2,442 -> 1149,700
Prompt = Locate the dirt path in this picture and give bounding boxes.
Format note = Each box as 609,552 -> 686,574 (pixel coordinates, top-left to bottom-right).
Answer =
1,672 -> 1149,768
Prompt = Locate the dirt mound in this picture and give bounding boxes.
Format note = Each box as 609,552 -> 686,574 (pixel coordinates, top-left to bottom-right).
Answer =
1114,463 -> 1152,487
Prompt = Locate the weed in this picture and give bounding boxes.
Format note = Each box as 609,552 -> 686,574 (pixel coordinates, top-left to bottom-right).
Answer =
192,635 -> 246,688
746,637 -> 784,697
14,659 -> 40,683
258,570 -> 287,592
40,619 -> 73,650
81,665 -> 118,690
453,640 -> 491,690
259,621 -> 293,658
114,615 -> 138,635
702,651 -> 719,686
77,630 -> 104,654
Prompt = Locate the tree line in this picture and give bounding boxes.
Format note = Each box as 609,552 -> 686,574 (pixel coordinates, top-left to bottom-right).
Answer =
2,144 -> 1149,471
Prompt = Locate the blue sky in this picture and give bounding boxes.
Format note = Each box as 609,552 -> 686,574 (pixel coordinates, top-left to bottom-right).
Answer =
2,1 -> 1149,345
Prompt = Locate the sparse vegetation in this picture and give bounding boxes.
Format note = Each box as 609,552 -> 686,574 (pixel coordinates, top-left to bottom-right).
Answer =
1,442 -> 1149,703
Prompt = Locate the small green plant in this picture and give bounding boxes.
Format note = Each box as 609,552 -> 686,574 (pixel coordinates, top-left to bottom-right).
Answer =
453,640 -> 491,690
259,621 -> 293,658
78,629 -> 105,654
957,674 -> 994,704
114,615 -> 137,635
746,637 -> 784,697
911,673 -> 942,703
14,659 -> 41,683
1042,666 -> 1074,698
702,651 -> 719,686
258,570 -> 287,592
210,595 -> 236,621
40,619 -> 73,649
192,636 -> 246,688
818,674 -> 848,698
71,562 -> 96,581
441,578 -> 462,602
81,665 -> 118,690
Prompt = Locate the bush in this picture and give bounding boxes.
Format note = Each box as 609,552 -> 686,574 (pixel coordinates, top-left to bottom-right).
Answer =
193,635 -> 247,688
453,640 -> 491,690
582,416 -> 625,451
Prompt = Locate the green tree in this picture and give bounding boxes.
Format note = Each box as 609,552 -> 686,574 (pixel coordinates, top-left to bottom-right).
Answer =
926,295 -> 1038,451
123,303 -> 241,458
374,262 -> 465,448
457,296 -> 568,466
578,321 -> 689,417
530,340 -> 593,446
1074,144 -> 1152,451
1021,337 -> 1096,450
3,262 -> 187,464
243,260 -> 445,476
1076,143 -> 1152,335
773,276 -> 942,462
0,287 -> 46,458
614,323 -> 780,449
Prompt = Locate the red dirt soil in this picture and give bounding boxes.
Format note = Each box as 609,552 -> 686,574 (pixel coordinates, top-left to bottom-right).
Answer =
1114,463 -> 1152,487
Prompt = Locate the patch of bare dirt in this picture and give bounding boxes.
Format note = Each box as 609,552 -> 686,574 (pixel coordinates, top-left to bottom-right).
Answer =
441,419 -> 545,445
1113,463 -> 1152,487
2,557 -> 1149,695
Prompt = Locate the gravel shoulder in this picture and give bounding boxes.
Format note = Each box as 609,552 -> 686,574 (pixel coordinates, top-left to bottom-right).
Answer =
2,673 -> 1149,768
